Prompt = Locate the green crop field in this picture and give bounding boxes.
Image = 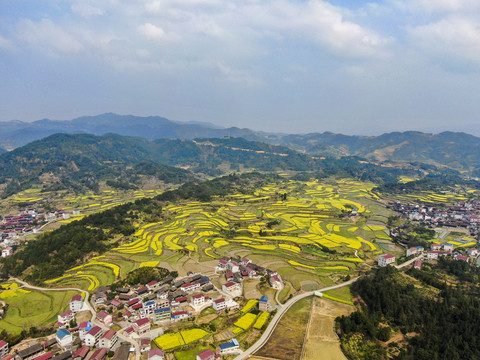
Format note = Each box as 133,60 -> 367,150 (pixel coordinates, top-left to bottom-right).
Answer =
0,285 -> 79,335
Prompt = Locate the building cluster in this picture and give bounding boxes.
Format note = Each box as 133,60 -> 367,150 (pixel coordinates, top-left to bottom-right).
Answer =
0,207 -> 81,258
389,201 -> 480,237
0,331 -> 132,360
216,256 -> 283,290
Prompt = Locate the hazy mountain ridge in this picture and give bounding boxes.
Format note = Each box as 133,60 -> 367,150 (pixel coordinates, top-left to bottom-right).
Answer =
2,113 -> 480,173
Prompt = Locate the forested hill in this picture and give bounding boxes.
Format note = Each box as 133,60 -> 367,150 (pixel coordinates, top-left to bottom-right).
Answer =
3,113 -> 480,173
0,132 -> 430,197
0,133 -> 315,197
278,131 -> 480,174
0,133 -> 193,197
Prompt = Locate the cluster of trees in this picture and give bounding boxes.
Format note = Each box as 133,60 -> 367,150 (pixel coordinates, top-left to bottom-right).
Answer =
337,266 -> 480,359
123,267 -> 177,286
374,173 -> 479,196
0,224 -> 108,283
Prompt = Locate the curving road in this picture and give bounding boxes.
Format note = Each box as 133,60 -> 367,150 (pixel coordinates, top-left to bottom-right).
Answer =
234,255 -> 420,360
9,277 -> 141,360
233,276 -> 360,360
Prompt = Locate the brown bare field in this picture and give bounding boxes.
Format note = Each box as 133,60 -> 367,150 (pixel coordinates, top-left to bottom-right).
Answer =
302,297 -> 354,360
196,313 -> 218,324
244,279 -> 263,300
255,296 -> 312,360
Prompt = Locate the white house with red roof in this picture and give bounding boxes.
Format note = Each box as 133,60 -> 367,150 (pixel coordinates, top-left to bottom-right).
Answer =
133,318 -> 151,334
454,254 -> 469,262
191,293 -> 206,307
0,340 -> 8,359
378,254 -> 395,267
98,330 -> 117,349
222,281 -> 242,296
84,326 -> 103,347
180,282 -> 200,293
57,310 -> 74,328
146,281 -> 159,291
1,247 -> 13,258
213,298 -> 226,311
69,294 -> 83,313
431,244 -> 442,251
97,310 -> 113,326
269,275 -> 282,289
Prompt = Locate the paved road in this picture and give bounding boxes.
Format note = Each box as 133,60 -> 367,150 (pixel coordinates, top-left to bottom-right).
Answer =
234,255 -> 420,360
394,254 -> 424,269
233,276 -> 360,360
9,277 -> 141,360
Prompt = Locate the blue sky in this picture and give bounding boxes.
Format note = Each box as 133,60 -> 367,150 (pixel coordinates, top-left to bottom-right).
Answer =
1,0 -> 480,135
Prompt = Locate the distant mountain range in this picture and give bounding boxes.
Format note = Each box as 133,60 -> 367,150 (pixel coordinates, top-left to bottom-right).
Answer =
2,113 -> 480,175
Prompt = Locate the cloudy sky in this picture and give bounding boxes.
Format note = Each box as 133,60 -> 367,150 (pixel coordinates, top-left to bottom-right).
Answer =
1,0 -> 480,135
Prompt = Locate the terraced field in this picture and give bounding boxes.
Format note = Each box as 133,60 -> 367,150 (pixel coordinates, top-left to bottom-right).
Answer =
45,179 -> 394,292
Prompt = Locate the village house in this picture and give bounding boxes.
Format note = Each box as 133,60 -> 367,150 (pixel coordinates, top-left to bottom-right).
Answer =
467,248 -> 479,257
191,293 -> 206,307
69,295 -> 83,313
378,254 -> 395,267
84,326 -> 103,347
122,310 -> 134,321
269,275 -> 282,289
171,310 -> 190,322
216,339 -> 240,355
222,281 -> 242,295
77,322 -> 91,340
148,349 -> 164,360
196,349 -> 215,360
154,307 -> 171,322
1,247 -> 13,257
133,318 -> 151,334
73,346 -> 89,360
454,254 -> 469,262
427,251 -> 441,260
98,330 -> 117,349
431,244 -> 442,251
17,343 -> 43,360
143,300 -> 157,314
443,243 -> 454,252
57,310 -> 74,328
96,311 -> 113,326
180,282 -> 200,293
89,348 -> 107,360
258,296 -> 270,312
146,281 -> 160,291
156,298 -> 170,309
55,329 -> 73,348
414,260 -> 423,270
140,339 -> 151,354
0,340 -> 8,359
32,352 -> 53,360
213,298 -> 226,311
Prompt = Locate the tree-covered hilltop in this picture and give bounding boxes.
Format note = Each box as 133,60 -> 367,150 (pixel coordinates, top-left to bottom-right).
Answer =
0,132 -> 432,197
336,265 -> 480,360
373,173 -> 480,196
0,133 -> 194,197
0,172 -> 282,283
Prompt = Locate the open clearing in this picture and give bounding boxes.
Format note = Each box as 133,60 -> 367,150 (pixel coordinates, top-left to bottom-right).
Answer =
302,297 -> 354,360
255,296 -> 313,360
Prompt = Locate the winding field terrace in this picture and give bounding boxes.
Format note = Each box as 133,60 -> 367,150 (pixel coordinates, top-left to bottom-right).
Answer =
43,179 -> 394,295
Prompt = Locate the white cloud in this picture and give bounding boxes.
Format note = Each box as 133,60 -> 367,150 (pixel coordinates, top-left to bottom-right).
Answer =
0,35 -> 14,51
217,63 -> 262,86
71,3 -> 104,17
17,19 -> 84,53
138,22 -> 180,42
408,16 -> 480,66
398,0 -> 480,13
